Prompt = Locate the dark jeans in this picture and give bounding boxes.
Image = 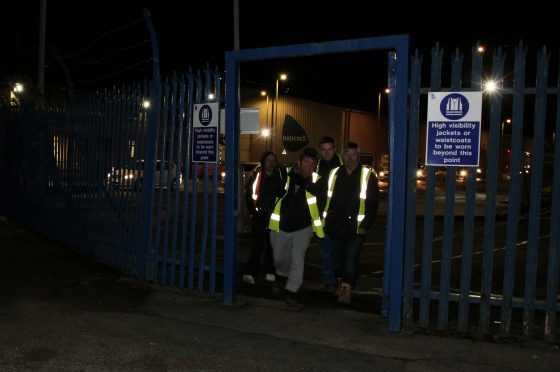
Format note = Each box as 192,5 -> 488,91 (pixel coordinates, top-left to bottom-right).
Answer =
319,235 -> 336,284
246,215 -> 274,277
332,235 -> 364,287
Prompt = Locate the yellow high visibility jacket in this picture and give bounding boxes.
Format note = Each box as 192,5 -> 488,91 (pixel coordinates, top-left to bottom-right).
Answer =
268,170 -> 324,238
323,166 -> 375,234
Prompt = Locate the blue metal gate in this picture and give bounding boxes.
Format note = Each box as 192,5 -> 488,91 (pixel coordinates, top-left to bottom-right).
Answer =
2,68 -> 223,294
0,10 -> 224,296
402,42 -> 560,341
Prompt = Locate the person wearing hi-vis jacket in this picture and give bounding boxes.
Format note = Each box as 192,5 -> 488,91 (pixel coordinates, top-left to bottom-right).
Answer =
268,147 -> 324,310
322,141 -> 379,305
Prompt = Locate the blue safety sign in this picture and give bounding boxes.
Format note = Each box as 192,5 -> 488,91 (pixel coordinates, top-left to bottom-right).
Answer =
192,103 -> 219,163
426,92 -> 482,166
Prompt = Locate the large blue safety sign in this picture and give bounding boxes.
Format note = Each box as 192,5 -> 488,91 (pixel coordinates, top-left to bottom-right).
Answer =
192,103 -> 219,163
426,92 -> 482,166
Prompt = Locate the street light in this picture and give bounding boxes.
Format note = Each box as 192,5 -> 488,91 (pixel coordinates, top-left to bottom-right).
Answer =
261,90 -> 270,150
14,83 -> 24,93
376,88 -> 390,169
500,118 -> 512,174
273,74 -> 287,152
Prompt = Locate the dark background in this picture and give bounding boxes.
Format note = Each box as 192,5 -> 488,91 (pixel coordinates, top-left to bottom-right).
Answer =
2,1 -> 559,112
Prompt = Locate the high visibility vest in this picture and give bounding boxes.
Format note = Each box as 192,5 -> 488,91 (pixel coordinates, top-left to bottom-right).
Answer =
323,166 -> 375,233
251,171 -> 261,210
315,154 -> 344,178
268,171 -> 324,238
316,153 -> 343,174
251,168 -> 285,212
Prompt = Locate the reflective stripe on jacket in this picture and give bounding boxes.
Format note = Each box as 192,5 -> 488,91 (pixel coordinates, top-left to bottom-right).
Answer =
268,172 -> 324,238
323,166 -> 374,233
251,171 -> 262,211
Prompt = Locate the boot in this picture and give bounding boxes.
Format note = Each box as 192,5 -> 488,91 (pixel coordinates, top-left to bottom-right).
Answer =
337,282 -> 351,304
335,278 -> 342,296
273,275 -> 287,294
285,290 -> 305,311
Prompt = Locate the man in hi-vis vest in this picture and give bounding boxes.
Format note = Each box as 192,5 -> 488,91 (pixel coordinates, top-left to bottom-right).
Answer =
322,141 -> 379,305
315,136 -> 344,292
269,147 -> 324,310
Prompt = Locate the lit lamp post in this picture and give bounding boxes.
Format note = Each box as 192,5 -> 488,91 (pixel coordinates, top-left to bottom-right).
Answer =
261,90 -> 270,150
501,118 -> 512,173
273,74 -> 287,152
376,88 -> 390,169
10,82 -> 24,105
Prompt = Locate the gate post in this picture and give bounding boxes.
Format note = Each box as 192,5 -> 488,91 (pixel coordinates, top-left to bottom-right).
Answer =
386,44 -> 409,332
137,9 -> 161,280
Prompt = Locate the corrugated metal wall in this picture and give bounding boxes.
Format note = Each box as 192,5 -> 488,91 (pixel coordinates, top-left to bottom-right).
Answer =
242,87 -> 383,164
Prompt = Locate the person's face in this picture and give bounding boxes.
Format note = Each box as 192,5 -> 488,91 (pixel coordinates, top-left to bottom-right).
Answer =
343,148 -> 360,171
298,156 -> 316,178
318,142 -> 335,161
264,154 -> 276,173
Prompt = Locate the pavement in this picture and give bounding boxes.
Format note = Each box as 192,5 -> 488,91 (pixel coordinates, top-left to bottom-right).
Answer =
1,215 -> 559,371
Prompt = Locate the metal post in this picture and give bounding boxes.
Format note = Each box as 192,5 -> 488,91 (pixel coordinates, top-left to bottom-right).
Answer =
233,0 -> 239,51
265,94 -> 269,150
274,79 -> 279,152
38,0 -> 47,106
377,92 -> 382,168
137,9 -> 161,280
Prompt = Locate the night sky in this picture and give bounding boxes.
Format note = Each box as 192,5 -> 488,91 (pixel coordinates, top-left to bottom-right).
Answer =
2,1 -> 559,112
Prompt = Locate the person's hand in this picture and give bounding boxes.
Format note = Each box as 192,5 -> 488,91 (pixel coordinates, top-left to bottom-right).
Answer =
357,228 -> 368,236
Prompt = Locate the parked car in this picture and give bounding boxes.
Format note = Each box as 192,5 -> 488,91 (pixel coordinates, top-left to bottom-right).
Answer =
107,160 -> 182,190
377,167 -> 389,182
457,167 -> 485,183
196,161 -> 226,182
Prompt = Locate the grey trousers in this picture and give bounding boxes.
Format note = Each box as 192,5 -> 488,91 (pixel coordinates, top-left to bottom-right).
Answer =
270,226 -> 313,293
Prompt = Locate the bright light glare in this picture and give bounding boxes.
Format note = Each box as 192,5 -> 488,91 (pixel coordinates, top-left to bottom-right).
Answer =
260,90 -> 267,96
142,100 -> 151,109
208,93 -> 215,100
279,74 -> 287,81
477,46 -> 485,53
262,128 -> 271,137
14,83 -> 24,93
484,80 -> 497,92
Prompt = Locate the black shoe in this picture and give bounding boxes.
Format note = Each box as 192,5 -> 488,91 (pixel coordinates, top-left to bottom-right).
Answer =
273,275 -> 287,294
319,282 -> 337,293
285,291 -> 305,311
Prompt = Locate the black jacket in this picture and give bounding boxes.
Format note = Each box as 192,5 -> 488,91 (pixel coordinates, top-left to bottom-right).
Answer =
324,166 -> 379,238
245,168 -> 284,221
277,168 -> 323,232
316,154 -> 343,180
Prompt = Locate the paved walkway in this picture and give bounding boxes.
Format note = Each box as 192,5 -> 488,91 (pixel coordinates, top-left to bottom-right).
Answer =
1,215 -> 559,371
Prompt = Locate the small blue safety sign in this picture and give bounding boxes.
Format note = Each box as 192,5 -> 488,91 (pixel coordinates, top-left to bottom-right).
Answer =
426,92 -> 482,166
192,103 -> 219,163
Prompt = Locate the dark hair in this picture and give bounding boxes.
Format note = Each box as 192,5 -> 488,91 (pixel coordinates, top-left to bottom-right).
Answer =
260,151 -> 277,168
319,136 -> 335,147
343,141 -> 360,152
299,147 -> 317,161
